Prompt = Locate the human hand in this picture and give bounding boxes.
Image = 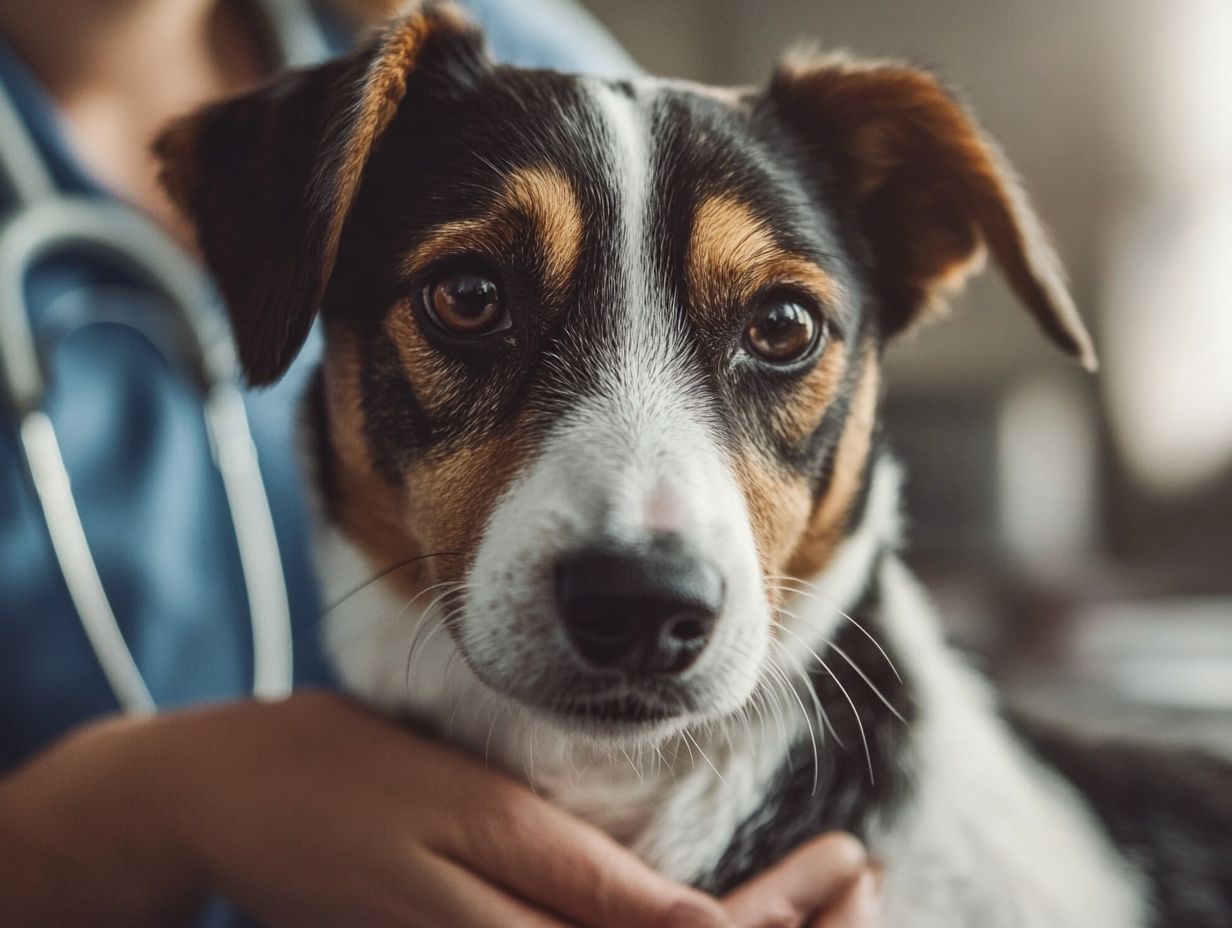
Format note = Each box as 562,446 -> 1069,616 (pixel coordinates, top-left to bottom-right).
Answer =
2,691 -> 731,928
0,691 -> 879,927
722,834 -> 881,927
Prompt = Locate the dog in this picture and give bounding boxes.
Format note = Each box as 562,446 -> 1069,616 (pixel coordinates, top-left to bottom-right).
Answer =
155,3 -> 1232,925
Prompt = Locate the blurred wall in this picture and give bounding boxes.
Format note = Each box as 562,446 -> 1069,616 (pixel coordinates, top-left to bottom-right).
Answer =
577,0 -> 1157,381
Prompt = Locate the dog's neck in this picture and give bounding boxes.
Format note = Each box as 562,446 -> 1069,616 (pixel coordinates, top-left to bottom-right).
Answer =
318,452 -> 907,879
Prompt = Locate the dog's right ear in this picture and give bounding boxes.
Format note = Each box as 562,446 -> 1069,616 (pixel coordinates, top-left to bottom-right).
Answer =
155,2 -> 487,385
765,52 -> 1097,370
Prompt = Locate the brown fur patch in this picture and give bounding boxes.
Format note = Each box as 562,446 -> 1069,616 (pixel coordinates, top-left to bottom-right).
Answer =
321,326 -> 417,582
785,348 -> 881,579
771,340 -> 848,448
318,6 -> 474,283
687,195 -> 838,326
733,453 -> 812,579
404,165 -> 583,298
383,299 -> 460,412
732,345 -> 880,590
321,317 -> 535,601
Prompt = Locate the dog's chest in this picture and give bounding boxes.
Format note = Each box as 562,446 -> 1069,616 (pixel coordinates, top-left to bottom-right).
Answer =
501,718 -> 802,884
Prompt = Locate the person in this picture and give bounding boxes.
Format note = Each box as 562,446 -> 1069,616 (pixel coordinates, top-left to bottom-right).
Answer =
0,1 -> 882,925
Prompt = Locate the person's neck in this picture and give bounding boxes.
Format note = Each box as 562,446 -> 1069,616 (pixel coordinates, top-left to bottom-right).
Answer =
0,0 -> 272,236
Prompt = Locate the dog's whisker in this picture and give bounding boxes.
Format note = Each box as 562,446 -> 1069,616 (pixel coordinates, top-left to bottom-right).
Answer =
768,645 -> 818,793
768,618 -> 857,754
679,727 -> 697,768
768,576 -> 904,684
325,576 -> 459,650
396,580 -> 466,649
620,745 -> 644,783
764,671 -> 794,754
396,599 -> 450,687
811,650 -> 875,786
400,580 -> 463,641
823,639 -> 906,724
404,613 -> 448,690
765,645 -> 820,795
753,670 -> 789,755
716,713 -> 738,759
683,728 -> 728,786
319,551 -> 463,620
769,628 -> 843,750
442,637 -> 468,734
747,683 -> 771,751
403,587 -> 466,689
651,739 -> 671,775
775,608 -> 907,725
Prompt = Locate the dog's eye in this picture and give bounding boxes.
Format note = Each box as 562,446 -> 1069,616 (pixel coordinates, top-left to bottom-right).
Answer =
424,271 -> 508,336
745,294 -> 823,365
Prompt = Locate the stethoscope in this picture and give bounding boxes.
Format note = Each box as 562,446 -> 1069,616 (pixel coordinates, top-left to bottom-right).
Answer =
0,0 -> 330,715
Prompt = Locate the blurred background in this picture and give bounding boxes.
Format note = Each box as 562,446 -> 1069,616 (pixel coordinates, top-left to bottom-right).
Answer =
578,0 -> 1232,750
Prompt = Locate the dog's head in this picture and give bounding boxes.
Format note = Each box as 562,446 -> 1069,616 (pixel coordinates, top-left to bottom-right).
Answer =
157,3 -> 1093,743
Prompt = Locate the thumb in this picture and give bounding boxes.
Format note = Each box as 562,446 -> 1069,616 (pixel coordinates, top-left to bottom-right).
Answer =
722,833 -> 867,928
810,870 -> 881,928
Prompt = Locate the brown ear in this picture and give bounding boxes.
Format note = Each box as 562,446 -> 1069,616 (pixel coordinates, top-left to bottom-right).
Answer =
767,52 -> 1097,370
155,2 -> 485,385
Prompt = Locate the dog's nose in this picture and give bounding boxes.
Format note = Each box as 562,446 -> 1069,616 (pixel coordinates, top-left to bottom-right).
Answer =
555,543 -> 724,675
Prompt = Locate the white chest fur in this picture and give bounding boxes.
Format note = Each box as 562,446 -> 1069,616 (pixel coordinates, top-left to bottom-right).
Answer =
868,560 -> 1148,927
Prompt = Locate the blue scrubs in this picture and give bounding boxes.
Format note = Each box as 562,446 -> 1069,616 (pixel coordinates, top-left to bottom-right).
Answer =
0,1 -> 633,923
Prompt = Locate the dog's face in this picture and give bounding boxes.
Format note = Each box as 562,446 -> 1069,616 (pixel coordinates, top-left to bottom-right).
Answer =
158,4 -> 1093,743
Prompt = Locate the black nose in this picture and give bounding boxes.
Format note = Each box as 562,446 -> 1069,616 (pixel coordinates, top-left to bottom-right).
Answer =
555,542 -> 724,675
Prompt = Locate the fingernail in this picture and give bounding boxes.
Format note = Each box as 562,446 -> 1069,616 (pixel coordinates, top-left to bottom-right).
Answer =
661,900 -> 734,928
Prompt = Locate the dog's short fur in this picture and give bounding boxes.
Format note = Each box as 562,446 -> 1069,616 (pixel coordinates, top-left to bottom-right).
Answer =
157,4 -> 1232,924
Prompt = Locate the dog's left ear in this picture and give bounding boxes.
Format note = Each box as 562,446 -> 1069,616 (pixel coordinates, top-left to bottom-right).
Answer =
766,53 -> 1097,369
155,2 -> 486,385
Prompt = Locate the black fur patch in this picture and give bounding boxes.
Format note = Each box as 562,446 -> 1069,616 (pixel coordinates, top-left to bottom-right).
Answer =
304,367 -> 341,518
359,328 -> 435,482
701,562 -> 918,893
1014,714 -> 1232,927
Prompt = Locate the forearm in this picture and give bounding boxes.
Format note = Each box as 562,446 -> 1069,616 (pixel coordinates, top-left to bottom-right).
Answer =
0,718 -> 203,928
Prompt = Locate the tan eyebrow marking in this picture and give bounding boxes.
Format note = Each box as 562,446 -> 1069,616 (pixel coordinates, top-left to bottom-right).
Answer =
404,165 -> 583,297
687,194 -> 839,322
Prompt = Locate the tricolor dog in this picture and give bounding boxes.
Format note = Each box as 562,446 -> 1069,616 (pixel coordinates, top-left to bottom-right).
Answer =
156,4 -> 1232,925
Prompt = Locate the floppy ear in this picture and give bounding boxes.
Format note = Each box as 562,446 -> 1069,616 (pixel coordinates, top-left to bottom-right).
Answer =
766,53 -> 1097,370
155,2 -> 485,385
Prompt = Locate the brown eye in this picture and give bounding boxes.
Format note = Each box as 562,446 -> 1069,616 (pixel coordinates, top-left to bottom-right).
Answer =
745,295 -> 822,364
424,271 -> 507,336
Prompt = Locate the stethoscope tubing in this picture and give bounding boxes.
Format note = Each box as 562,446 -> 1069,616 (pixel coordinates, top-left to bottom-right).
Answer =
0,78 -> 299,713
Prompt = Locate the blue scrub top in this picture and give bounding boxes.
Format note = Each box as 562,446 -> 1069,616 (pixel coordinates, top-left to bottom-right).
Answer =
0,1 -> 633,922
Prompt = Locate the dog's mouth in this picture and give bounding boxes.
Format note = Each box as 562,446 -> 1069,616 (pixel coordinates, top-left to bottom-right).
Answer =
552,694 -> 681,726
502,672 -> 709,736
